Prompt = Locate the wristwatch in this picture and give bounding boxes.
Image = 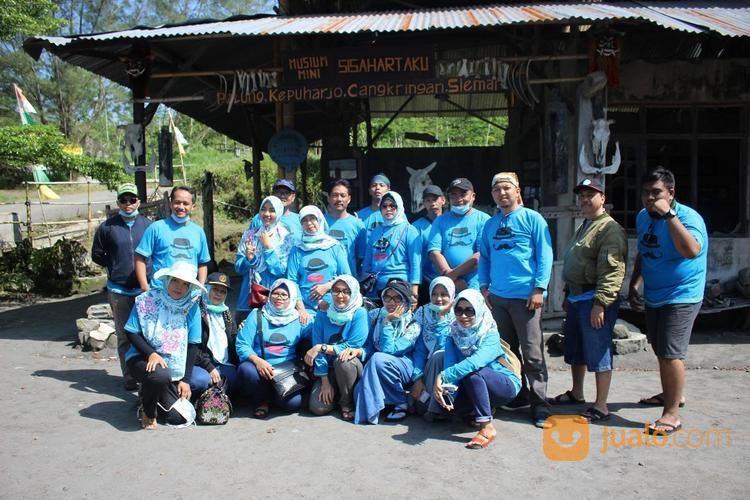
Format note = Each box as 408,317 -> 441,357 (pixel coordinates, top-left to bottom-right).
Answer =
320,344 -> 329,354
664,208 -> 677,219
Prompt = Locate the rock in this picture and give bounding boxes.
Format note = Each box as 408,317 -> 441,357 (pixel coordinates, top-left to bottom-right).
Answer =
105,333 -> 119,349
613,318 -> 641,339
612,333 -> 647,355
86,303 -> 112,319
76,318 -> 101,333
88,337 -> 106,350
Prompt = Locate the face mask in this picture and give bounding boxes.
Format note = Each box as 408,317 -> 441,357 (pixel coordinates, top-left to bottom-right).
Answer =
451,204 -> 471,216
327,309 -> 351,326
119,209 -> 139,219
171,213 -> 190,224
427,302 -> 443,313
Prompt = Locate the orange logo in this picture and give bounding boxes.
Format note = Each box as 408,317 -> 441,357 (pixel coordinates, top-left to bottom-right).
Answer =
543,415 -> 590,461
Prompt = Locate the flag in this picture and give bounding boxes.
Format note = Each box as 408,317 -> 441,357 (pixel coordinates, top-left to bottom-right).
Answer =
169,113 -> 188,157
13,84 -> 38,125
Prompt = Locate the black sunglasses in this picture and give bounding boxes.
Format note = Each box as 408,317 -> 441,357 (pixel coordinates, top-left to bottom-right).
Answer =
118,196 -> 138,204
455,306 -> 476,317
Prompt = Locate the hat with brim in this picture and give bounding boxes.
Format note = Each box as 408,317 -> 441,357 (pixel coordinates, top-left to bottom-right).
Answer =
206,272 -> 232,290
117,183 -> 138,197
491,172 -> 520,188
272,179 -> 296,192
573,178 -> 605,194
448,177 -> 474,192
422,185 -> 444,198
154,261 -> 206,293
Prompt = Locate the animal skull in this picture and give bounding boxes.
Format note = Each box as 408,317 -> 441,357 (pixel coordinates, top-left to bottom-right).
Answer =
406,161 -> 437,214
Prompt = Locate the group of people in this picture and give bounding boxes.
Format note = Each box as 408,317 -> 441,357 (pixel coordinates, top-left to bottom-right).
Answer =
91,166 -> 707,447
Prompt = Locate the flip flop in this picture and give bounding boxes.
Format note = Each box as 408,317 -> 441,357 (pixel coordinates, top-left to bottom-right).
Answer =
578,407 -> 610,423
385,406 -> 408,422
340,408 -> 354,422
466,432 -> 496,449
647,420 -> 682,435
638,394 -> 685,408
549,390 -> 586,405
253,403 -> 270,419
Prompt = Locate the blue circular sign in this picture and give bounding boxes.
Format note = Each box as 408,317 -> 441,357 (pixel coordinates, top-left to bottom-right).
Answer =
268,128 -> 308,170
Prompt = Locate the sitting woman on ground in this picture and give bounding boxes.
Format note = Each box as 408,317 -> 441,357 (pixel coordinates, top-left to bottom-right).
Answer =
361,192 -> 422,305
287,205 -> 350,320
409,276 -> 455,418
434,289 -> 522,449
235,196 -> 295,324
235,279 -> 309,418
190,272 -> 238,396
353,279 -> 422,424
305,275 -> 368,421
124,261 -> 204,430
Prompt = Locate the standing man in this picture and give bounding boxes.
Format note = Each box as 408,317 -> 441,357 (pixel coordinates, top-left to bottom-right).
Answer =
324,179 -> 366,276
134,185 -> 211,290
91,183 -> 152,390
552,178 -> 627,423
357,174 -> 390,239
479,172 -> 553,428
412,185 -> 445,304
250,179 -> 302,239
428,178 -> 489,291
628,168 -> 707,435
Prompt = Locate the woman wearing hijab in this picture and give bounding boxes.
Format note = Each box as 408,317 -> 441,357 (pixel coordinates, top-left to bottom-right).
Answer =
409,276 -> 455,417
361,192 -> 422,303
352,279 -> 422,424
235,279 -> 309,418
190,272 -> 238,395
287,205 -> 351,311
235,196 -> 295,324
434,289 -> 522,449
305,275 -> 368,420
123,261 -> 205,430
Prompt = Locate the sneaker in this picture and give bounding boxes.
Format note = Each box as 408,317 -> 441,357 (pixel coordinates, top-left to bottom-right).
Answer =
500,395 -> 530,411
532,405 -> 552,429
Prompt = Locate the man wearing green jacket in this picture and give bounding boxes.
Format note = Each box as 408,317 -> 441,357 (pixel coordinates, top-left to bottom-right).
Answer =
550,178 -> 627,423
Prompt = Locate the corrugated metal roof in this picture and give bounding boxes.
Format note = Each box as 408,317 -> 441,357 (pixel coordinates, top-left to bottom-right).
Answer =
30,2 -> 750,47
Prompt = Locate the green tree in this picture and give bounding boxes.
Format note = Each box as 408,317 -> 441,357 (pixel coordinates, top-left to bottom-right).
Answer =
0,0 -> 63,41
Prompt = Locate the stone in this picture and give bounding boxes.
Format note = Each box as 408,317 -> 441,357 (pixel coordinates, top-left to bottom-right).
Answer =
613,318 -> 641,339
612,333 -> 647,355
105,333 -> 119,349
87,303 -> 112,319
88,337 -> 106,350
76,318 -> 101,333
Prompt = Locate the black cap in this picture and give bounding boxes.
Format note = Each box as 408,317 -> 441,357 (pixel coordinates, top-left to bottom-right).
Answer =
422,185 -> 444,198
382,278 -> 412,304
206,272 -> 232,290
573,178 -> 605,194
447,177 -> 474,192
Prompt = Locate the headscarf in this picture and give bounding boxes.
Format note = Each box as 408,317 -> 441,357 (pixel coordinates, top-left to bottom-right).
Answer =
417,277 -> 456,353
450,289 -> 496,356
298,205 -> 338,251
262,278 -> 300,326
380,191 -> 408,226
244,195 -> 292,276
327,274 -> 363,326
373,279 -> 414,350
203,284 -> 230,365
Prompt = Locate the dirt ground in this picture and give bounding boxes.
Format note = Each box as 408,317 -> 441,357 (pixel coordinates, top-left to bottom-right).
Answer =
0,290 -> 747,499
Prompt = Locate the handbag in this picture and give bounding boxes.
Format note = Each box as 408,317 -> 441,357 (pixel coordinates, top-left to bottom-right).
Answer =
359,224 -> 409,295
248,279 -> 270,309
195,377 -> 232,425
256,309 -> 312,399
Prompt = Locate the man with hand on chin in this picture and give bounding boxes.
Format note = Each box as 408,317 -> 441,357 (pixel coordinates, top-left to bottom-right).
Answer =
478,172 -> 553,428
628,168 -> 707,436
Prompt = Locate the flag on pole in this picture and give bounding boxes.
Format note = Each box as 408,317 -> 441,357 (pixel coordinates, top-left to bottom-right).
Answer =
169,113 -> 188,157
13,84 -> 38,125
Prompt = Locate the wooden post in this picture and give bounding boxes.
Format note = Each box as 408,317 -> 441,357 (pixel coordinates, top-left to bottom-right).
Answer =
24,182 -> 32,244
202,171 -> 216,272
86,181 -> 92,243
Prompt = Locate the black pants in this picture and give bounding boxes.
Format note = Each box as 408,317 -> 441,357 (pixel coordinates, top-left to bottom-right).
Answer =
128,357 -> 186,424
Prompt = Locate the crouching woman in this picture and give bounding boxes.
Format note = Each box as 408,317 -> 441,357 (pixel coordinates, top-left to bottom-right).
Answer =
434,289 -> 521,449
124,261 -> 204,430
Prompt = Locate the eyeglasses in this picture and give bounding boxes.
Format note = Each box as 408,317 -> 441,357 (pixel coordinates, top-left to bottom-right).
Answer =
332,288 -> 351,296
382,293 -> 402,304
454,306 -> 476,318
381,203 -> 397,210
118,196 -> 138,204
270,292 -> 289,300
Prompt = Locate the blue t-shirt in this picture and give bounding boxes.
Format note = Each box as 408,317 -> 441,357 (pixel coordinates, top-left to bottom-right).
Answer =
362,222 -> 422,294
412,216 -> 441,283
325,212 -> 366,276
427,209 -> 490,288
135,217 -> 211,288
251,211 -> 302,241
287,244 -> 351,309
636,202 -> 708,307
478,206 -> 553,299
235,313 -> 307,366
357,205 -> 377,221
361,210 -> 385,244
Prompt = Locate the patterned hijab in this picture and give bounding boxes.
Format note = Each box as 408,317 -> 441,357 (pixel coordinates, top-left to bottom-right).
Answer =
450,289 -> 496,356
262,279 -> 300,326
245,195 -> 292,276
372,279 -> 414,350
298,205 -> 338,251
326,274 -> 363,326
380,191 -> 408,226
418,276 -> 456,353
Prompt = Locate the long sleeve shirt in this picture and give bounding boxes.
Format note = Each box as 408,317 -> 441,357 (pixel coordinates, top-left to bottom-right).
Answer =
311,308 -> 368,376
441,329 -> 521,393
235,310 -> 307,366
361,308 -> 421,360
362,223 -> 422,291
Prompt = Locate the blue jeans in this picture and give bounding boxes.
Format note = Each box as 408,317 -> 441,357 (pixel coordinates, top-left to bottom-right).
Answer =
563,299 -> 620,372
190,364 -> 238,394
459,367 -> 520,422
235,360 -> 304,410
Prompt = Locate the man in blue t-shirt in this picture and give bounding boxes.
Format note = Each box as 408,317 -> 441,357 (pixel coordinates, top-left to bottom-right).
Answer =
412,184 -> 445,304
357,174 -> 389,241
249,178 -> 302,239
428,178 -> 489,291
324,179 -> 366,276
135,186 -> 211,290
628,167 -> 707,436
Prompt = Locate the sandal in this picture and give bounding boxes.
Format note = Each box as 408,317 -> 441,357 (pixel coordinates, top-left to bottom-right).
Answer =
466,431 -> 496,449
638,393 -> 685,408
385,405 -> 408,422
141,415 -> 158,430
340,408 -> 354,422
647,419 -> 682,435
549,390 -> 586,405
253,403 -> 270,419
578,407 -> 610,423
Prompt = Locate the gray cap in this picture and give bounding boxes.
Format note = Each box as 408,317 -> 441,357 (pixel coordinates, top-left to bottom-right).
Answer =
422,185 -> 444,198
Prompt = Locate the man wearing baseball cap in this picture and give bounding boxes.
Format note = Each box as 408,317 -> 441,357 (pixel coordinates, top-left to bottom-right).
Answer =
249,178 -> 301,238
358,173 -> 390,240
479,171 -> 553,428
552,178 -> 627,423
412,185 -> 446,303
91,182 -> 152,390
428,178 -> 489,291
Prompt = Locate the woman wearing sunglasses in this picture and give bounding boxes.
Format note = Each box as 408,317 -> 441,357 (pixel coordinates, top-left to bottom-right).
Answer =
305,275 -> 368,421
434,289 -> 522,449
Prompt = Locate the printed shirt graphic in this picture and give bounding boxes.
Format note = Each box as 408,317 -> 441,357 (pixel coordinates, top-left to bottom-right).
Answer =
428,210 -> 490,288
636,202 -> 707,307
287,244 -> 351,308
325,212 -> 366,275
